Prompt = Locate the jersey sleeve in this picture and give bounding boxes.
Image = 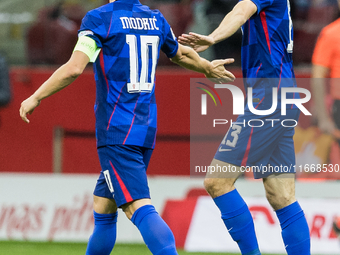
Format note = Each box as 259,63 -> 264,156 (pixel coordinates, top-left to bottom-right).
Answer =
78,10 -> 107,49
312,29 -> 335,68
249,0 -> 274,14
160,14 -> 179,59
73,36 -> 101,63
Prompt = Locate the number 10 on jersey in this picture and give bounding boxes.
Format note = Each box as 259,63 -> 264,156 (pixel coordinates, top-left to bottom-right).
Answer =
126,34 -> 159,93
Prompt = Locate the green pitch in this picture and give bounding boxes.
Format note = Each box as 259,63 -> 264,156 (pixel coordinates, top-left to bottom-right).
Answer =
0,241 -> 283,255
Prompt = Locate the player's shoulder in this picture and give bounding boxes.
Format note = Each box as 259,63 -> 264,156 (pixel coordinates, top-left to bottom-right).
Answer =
137,4 -> 166,20
136,5 -> 170,30
83,6 -> 104,22
320,18 -> 340,38
83,3 -> 117,28
86,2 -> 112,16
149,7 -> 163,16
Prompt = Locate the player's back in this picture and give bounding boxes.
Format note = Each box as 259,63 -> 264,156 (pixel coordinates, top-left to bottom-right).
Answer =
79,0 -> 178,148
242,0 -> 294,79
313,18 -> 340,100
241,0 -> 298,111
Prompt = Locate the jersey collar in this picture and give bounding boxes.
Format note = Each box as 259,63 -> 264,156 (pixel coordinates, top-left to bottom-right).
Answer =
116,0 -> 141,4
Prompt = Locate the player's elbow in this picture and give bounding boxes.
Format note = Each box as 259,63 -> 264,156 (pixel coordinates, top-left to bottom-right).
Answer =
170,45 -> 190,65
240,14 -> 250,26
233,11 -> 250,27
66,65 -> 84,79
170,55 -> 184,65
232,1 -> 257,25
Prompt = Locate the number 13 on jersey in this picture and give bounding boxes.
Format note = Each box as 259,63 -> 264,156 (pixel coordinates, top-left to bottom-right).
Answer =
126,34 -> 159,93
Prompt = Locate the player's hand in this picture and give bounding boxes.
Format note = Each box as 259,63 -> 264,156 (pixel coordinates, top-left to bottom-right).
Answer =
318,117 -> 336,136
333,129 -> 340,140
178,32 -> 215,53
19,96 -> 40,123
205,58 -> 236,83
318,117 -> 340,139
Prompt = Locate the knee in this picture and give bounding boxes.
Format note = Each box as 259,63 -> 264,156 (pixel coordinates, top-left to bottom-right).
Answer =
122,198 -> 152,220
204,178 -> 234,198
204,178 -> 216,195
93,195 -> 117,214
122,202 -> 135,220
264,176 -> 296,210
266,190 -> 296,211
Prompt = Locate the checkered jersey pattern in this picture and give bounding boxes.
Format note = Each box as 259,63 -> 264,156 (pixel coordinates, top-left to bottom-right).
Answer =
241,0 -> 299,111
79,0 -> 178,148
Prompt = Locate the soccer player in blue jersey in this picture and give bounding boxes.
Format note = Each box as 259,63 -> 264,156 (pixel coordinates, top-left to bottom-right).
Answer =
19,0 -> 235,254
179,0 -> 311,254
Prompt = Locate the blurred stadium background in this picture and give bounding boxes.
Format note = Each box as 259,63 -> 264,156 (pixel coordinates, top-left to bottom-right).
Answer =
1,0 -> 340,254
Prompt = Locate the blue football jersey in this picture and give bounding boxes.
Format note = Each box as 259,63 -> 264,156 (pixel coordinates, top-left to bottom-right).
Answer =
241,0 -> 299,111
79,0 -> 178,148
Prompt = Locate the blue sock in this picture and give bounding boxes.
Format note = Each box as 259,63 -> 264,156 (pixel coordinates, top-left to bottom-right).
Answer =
85,211 -> 118,255
131,205 -> 177,255
276,201 -> 310,255
214,189 -> 261,255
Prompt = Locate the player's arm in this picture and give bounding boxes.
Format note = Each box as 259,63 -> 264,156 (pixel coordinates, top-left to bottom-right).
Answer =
311,64 -> 337,135
19,36 -> 99,123
178,0 -> 257,52
170,43 -> 236,82
310,27 -> 339,137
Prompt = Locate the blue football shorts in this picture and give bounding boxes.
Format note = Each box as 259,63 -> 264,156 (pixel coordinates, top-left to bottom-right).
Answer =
94,145 -> 153,207
214,108 -> 300,178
